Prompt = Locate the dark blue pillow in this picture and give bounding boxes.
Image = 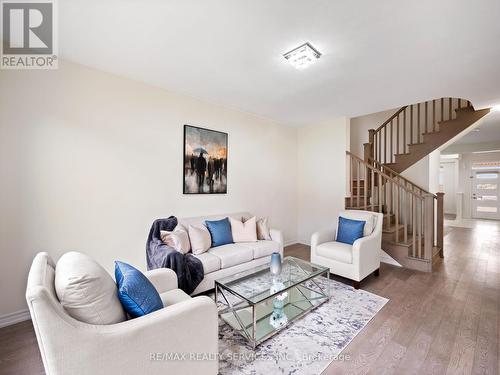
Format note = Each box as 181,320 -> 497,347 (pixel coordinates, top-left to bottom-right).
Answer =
115,261 -> 163,318
205,218 -> 233,247
336,216 -> 366,245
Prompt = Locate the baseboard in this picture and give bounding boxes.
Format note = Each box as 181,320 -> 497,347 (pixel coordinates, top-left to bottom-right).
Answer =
0,309 -> 31,328
284,239 -> 302,247
295,239 -> 310,246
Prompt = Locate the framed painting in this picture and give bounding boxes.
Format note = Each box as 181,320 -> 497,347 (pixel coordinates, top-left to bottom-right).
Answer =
183,125 -> 228,194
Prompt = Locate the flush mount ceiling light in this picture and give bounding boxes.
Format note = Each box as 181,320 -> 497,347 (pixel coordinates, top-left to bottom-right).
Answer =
283,42 -> 321,70
493,105 -> 500,112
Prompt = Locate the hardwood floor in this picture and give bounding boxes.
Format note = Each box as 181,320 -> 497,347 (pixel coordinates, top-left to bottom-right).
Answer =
0,319 -> 44,374
0,221 -> 498,375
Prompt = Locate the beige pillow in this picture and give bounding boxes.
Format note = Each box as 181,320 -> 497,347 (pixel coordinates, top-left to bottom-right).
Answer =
188,224 -> 212,254
256,217 -> 272,240
55,252 -> 126,325
230,216 -> 257,242
160,229 -> 191,254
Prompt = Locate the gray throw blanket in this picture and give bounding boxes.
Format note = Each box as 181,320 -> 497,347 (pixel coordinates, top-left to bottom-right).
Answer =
146,217 -> 204,295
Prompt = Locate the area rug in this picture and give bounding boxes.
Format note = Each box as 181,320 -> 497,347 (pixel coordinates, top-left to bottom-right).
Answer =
217,277 -> 388,375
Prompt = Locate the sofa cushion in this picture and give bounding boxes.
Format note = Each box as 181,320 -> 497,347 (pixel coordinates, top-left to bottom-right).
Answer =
193,252 -> 221,274
159,289 -> 191,306
336,216 -> 365,245
256,217 -> 272,240
206,218 -> 233,247
55,252 -> 126,325
230,216 -> 257,243
160,229 -> 191,254
188,224 -> 212,255
241,240 -> 279,259
339,211 -> 375,236
208,244 -> 253,269
115,261 -> 163,318
316,241 -> 353,264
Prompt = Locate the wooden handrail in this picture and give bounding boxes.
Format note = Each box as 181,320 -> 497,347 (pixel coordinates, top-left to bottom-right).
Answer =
374,106 -> 408,132
346,151 -> 430,198
368,157 -> 437,199
369,97 -> 471,166
347,150 -> 444,268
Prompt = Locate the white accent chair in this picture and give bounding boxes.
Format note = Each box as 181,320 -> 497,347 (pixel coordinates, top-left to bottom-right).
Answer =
311,210 -> 383,289
26,252 -> 218,375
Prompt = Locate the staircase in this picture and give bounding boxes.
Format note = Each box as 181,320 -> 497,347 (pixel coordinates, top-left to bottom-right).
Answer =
367,98 -> 490,173
346,97 -> 491,272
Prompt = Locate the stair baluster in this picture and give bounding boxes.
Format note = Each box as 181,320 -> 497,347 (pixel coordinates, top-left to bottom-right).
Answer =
346,151 -> 442,272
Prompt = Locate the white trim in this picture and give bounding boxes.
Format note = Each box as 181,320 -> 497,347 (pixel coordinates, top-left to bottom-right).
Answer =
0,309 -> 31,328
284,239 -> 300,247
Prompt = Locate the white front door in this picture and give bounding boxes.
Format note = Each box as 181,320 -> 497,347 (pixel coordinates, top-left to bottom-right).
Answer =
472,169 -> 500,220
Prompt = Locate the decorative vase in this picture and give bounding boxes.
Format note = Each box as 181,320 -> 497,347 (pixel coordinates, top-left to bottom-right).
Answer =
270,252 -> 282,276
269,279 -> 288,329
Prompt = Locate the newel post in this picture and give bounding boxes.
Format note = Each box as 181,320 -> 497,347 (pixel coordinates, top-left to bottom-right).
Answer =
363,129 -> 376,191
424,194 -> 434,266
364,129 -> 376,162
436,192 -> 445,258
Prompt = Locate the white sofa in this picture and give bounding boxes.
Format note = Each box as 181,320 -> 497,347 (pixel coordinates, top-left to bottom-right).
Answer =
177,212 -> 284,295
310,210 -> 383,289
26,252 -> 218,375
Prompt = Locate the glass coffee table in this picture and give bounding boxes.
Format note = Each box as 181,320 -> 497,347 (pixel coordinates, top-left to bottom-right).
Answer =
215,256 -> 330,349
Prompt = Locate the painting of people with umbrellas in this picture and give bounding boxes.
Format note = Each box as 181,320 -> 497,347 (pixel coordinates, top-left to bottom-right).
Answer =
183,125 -> 228,194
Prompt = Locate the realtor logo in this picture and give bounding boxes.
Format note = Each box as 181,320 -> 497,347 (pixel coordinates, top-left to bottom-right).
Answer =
1,0 -> 58,69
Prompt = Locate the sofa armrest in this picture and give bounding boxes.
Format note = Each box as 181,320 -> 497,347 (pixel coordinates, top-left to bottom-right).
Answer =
100,296 -> 218,375
270,228 -> 284,255
352,230 -> 382,279
144,268 -> 178,293
90,296 -> 218,375
311,230 -> 335,249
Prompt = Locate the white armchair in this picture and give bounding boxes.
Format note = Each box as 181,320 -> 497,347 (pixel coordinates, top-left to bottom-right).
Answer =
26,252 -> 218,375
311,210 -> 383,289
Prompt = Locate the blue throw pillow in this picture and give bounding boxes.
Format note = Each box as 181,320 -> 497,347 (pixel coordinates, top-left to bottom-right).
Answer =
336,216 -> 366,245
205,217 -> 233,247
115,261 -> 163,318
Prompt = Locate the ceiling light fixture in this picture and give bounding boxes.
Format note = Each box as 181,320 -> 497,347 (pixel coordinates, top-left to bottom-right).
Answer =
493,105 -> 500,112
283,42 -> 321,70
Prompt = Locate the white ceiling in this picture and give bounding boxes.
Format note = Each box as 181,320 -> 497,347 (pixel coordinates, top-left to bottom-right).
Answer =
453,110 -> 500,144
60,0 -> 500,126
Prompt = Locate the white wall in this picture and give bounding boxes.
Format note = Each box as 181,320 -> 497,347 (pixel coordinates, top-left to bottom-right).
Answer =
350,108 -> 397,158
0,62 -> 298,317
297,117 -> 349,244
401,157 -> 431,190
440,160 -> 459,214
428,149 -> 441,194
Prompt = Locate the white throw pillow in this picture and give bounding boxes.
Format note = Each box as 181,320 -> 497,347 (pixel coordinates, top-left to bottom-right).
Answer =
256,217 -> 272,240
230,216 -> 257,242
188,224 -> 212,254
55,252 -> 126,325
337,211 -> 375,237
160,229 -> 191,254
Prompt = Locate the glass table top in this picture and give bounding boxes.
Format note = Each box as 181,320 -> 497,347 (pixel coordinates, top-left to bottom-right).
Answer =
215,256 -> 328,304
